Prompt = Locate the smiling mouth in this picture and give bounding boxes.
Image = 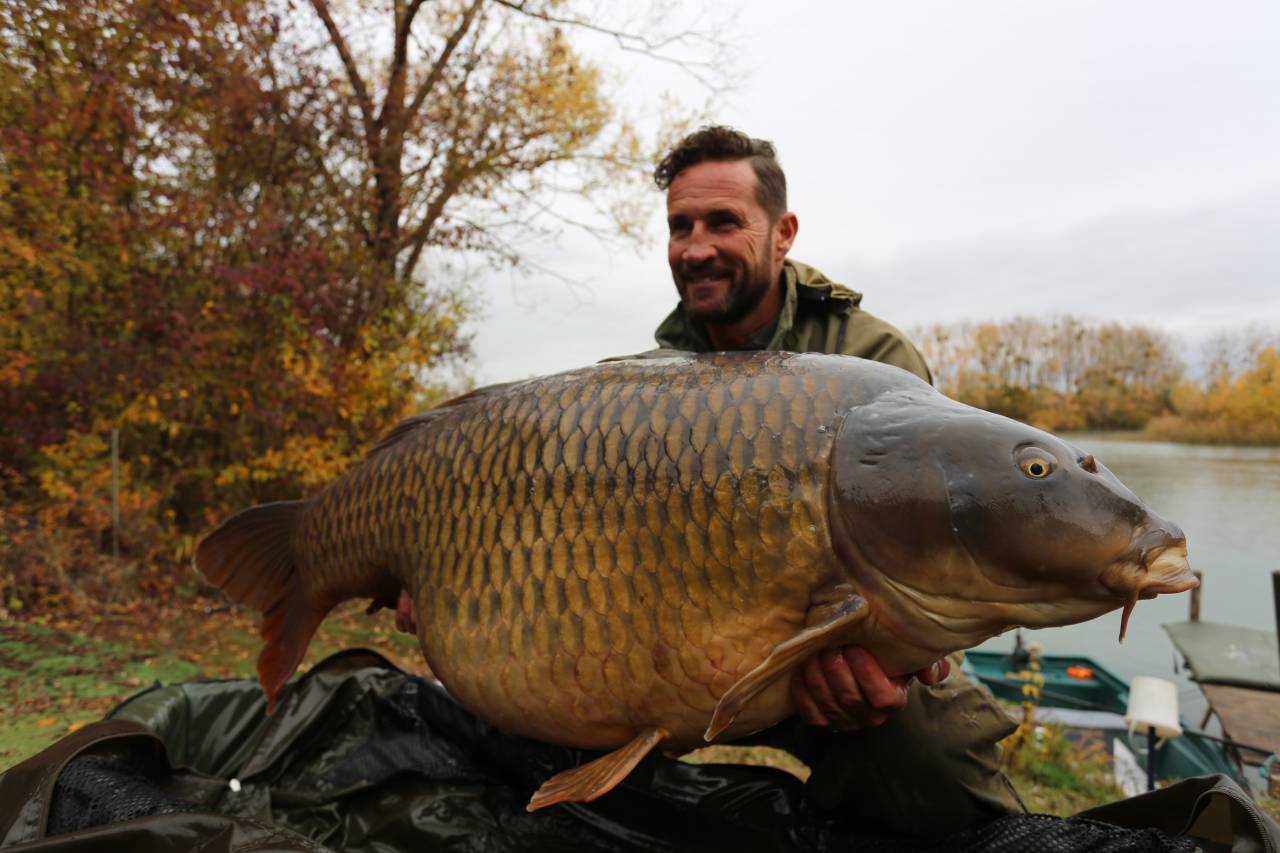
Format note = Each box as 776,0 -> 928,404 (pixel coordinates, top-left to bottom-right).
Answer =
682,270 -> 733,289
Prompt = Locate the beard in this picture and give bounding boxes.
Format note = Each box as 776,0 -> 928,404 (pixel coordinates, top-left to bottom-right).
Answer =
674,250 -> 775,325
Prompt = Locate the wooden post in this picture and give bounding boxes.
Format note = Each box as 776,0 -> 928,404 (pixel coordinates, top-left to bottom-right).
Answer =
1189,571 -> 1203,622
1146,725 -> 1158,792
1273,570 -> 1279,677
111,428 -> 120,560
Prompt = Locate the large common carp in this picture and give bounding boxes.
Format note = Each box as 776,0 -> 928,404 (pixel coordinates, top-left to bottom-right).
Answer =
196,351 -> 1196,810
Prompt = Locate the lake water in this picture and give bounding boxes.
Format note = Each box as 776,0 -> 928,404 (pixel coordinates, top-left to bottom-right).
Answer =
975,434 -> 1280,722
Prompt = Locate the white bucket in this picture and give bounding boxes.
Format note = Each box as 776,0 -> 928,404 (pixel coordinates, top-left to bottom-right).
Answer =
1125,675 -> 1183,740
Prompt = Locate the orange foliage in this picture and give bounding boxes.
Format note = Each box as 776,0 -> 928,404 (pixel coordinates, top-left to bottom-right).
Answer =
1147,348 -> 1280,445
1,0 -> 647,612
916,318 -> 1279,444
915,317 -> 1183,431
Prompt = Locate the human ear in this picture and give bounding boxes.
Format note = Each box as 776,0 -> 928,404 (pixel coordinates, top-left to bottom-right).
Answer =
774,212 -> 798,257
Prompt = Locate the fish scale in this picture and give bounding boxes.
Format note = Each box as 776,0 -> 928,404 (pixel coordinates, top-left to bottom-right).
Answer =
294,354 -> 838,750
196,350 -> 1198,811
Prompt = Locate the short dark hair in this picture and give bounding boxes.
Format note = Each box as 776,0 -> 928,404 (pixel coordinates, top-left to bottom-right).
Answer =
654,125 -> 787,219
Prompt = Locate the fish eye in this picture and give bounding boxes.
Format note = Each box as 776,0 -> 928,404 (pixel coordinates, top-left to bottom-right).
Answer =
1016,448 -> 1056,480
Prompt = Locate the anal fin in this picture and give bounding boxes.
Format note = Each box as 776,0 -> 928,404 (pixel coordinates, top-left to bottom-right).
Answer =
704,594 -> 866,742
527,727 -> 669,812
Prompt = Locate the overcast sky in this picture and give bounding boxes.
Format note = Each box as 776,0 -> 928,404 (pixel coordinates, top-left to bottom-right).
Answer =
467,0 -> 1280,385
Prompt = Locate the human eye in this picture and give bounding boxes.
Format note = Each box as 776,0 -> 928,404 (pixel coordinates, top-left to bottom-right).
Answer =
708,212 -> 741,232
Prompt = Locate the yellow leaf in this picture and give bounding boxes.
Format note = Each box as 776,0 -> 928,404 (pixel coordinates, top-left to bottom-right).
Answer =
67,721 -> 86,733
36,718 -> 56,728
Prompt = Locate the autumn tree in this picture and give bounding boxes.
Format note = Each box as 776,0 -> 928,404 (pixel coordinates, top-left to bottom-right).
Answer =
1,0 -> 716,609
915,316 -> 1184,430
1149,333 -> 1280,445
277,0 -> 734,320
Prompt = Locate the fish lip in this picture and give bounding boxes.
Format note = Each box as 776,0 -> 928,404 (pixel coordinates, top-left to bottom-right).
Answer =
1137,542 -> 1197,594
1098,541 -> 1195,641
1099,542 -> 1196,599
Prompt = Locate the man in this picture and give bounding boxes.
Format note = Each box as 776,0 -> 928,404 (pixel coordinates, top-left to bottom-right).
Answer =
648,125 -> 1023,834
398,124 -> 1022,835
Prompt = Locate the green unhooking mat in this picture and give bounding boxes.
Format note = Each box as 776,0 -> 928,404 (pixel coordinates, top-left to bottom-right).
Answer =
1,650 -> 1277,852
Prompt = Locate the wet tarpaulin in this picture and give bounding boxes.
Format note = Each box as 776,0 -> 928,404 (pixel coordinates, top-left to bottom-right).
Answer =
1,650 -> 1276,852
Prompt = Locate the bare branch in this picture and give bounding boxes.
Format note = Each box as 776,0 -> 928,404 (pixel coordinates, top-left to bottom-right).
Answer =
401,166 -> 471,276
401,0 -> 430,43
296,131 -> 371,245
402,0 -> 486,129
308,0 -> 377,146
490,0 -> 725,90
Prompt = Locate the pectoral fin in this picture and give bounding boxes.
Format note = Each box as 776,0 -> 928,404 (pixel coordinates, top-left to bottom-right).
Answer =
527,727 -> 670,812
704,594 -> 866,742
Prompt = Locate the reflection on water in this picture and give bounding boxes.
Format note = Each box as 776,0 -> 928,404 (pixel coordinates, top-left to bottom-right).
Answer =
976,434 -> 1280,713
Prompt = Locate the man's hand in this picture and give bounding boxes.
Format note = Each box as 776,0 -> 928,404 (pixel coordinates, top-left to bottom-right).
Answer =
790,647 -> 950,731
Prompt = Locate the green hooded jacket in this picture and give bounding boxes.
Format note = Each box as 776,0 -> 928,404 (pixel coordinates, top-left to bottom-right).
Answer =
653,259 -> 932,383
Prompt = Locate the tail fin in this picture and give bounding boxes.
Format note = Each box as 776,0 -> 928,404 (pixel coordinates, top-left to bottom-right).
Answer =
194,500 -> 331,710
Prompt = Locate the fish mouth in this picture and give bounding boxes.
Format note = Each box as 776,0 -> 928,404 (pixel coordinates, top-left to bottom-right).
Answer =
1098,542 -> 1196,641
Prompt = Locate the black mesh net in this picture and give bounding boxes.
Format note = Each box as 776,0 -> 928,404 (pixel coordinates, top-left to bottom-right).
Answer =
47,752 -> 201,837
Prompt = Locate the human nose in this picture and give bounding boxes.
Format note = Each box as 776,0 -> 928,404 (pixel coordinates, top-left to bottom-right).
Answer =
680,223 -> 715,265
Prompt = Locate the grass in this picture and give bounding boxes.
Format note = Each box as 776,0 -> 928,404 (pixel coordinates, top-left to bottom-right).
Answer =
0,599 -> 423,769
997,709 -> 1280,823
1001,721 -> 1125,815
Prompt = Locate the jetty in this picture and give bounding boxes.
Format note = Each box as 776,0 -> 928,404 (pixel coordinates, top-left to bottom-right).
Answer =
1162,570 -> 1280,794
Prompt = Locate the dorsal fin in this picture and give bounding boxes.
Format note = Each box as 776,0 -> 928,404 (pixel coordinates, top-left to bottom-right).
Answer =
366,380 -> 523,458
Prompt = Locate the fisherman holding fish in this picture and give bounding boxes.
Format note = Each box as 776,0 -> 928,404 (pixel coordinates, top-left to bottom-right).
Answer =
647,126 -> 1024,832
390,125 -> 1025,834
202,118 -> 1200,827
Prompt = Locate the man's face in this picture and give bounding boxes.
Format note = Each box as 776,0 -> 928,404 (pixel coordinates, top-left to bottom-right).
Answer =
666,159 -> 789,324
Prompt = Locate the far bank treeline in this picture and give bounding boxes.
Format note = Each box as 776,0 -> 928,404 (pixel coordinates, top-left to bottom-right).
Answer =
913,318 -> 1280,445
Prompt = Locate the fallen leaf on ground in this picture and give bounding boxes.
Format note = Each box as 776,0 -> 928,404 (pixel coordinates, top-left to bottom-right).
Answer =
36,718 -> 56,727
67,721 -> 86,732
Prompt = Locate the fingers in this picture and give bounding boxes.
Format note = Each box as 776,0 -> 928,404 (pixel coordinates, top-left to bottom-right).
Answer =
791,648 -> 901,731
844,648 -> 909,712
790,656 -> 831,727
790,647 -> 949,733
915,657 -> 952,686
817,648 -> 879,729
